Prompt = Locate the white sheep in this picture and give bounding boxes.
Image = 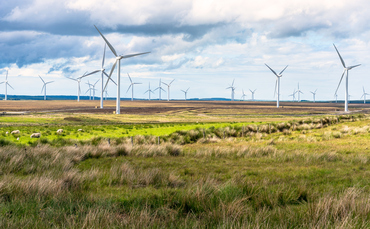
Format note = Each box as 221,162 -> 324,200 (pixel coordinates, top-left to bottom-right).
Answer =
30,133 -> 41,138
77,129 -> 83,132
57,129 -> 63,134
11,130 -> 20,134
5,131 -> 8,135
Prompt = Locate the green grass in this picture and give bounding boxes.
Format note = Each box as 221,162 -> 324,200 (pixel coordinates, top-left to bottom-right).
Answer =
1,113 -> 370,227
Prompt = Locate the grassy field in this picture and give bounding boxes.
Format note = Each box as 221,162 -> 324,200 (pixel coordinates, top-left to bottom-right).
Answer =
1,101 -> 370,228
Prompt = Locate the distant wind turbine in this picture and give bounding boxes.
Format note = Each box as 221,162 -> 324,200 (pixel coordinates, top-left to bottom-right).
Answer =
265,64 -> 288,108
85,81 -> 93,100
126,73 -> 141,101
296,83 -> 303,102
144,82 -> 154,100
154,79 -> 166,100
241,89 -> 247,101
65,71 -> 87,102
91,79 -> 99,100
310,89 -> 317,103
249,89 -> 256,101
333,44 -> 361,112
361,87 -> 369,104
289,89 -> 297,102
95,25 -> 150,114
162,79 -> 175,101
226,79 -> 236,101
0,71 -> 14,100
39,75 -> 54,100
334,93 -> 338,103
181,87 -> 190,100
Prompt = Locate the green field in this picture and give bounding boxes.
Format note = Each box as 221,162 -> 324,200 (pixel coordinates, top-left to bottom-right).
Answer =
1,111 -> 370,228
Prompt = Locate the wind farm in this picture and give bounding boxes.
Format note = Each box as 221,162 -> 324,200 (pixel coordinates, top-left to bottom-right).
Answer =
3,2 -> 370,228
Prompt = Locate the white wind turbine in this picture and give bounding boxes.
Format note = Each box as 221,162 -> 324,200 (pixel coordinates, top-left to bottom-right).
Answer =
296,83 -> 303,102
310,89 -> 317,103
126,73 -> 141,101
65,72 -> 87,102
85,81 -> 93,100
289,89 -> 297,102
95,25 -> 150,114
0,71 -> 14,100
333,44 -> 361,112
361,87 -> 369,104
181,87 -> 190,100
249,89 -> 256,101
162,79 -> 175,101
91,79 -> 99,100
241,89 -> 247,101
144,82 -> 154,100
265,64 -> 288,108
39,75 -> 54,100
226,79 -> 236,101
154,79 -> 166,100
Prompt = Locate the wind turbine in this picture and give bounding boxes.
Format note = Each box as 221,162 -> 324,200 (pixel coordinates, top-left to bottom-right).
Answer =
162,79 -> 175,101
361,87 -> 369,104
310,89 -> 317,103
181,87 -> 190,100
126,73 -> 141,101
144,82 -> 154,100
334,93 -> 338,103
39,75 -> 54,100
265,64 -> 288,108
0,71 -> 14,100
289,89 -> 297,102
91,79 -> 99,100
226,79 -> 236,101
154,79 -> 166,100
333,44 -> 361,112
241,89 -> 247,101
95,25 -> 150,114
296,83 -> 303,102
249,89 -> 256,101
65,72 -> 87,102
85,81 -> 93,100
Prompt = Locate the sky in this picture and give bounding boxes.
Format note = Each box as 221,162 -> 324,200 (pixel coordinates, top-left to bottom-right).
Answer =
1,0 -> 370,101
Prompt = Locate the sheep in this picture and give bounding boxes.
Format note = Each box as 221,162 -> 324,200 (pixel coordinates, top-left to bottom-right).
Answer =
5,131 -> 8,135
78,129 -> 83,132
57,129 -> 63,134
11,130 -> 20,134
16,137 -> 19,140
30,133 -> 41,138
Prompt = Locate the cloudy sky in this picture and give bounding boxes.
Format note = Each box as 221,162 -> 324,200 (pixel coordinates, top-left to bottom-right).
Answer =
1,0 -> 370,101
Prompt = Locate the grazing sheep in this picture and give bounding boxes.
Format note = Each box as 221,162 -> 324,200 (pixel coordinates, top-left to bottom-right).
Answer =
30,133 -> 41,138
57,129 -> 63,134
77,129 -> 83,132
11,130 -> 20,134
5,131 -> 8,135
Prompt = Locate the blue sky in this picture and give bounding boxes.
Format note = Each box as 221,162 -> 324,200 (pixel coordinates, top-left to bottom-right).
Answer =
1,0 -> 370,101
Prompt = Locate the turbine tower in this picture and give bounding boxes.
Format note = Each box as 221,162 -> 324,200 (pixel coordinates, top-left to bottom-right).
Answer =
226,79 -> 236,101
334,93 -> 338,103
181,87 -> 190,100
95,25 -> 150,114
144,82 -> 154,100
265,64 -> 288,108
249,89 -> 256,101
39,75 -> 54,100
241,89 -> 247,101
310,89 -> 317,103
126,73 -> 141,101
333,44 -> 361,112
65,72 -> 87,102
85,81 -> 93,100
162,79 -> 175,101
154,79 -> 166,100
91,79 -> 99,100
361,87 -> 369,104
296,83 -> 303,102
0,71 -> 14,100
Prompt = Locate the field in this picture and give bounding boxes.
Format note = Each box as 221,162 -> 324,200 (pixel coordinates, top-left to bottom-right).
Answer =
1,100 -> 370,228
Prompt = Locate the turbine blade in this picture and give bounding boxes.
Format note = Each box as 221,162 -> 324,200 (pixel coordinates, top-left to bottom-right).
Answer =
46,81 -> 54,84
348,64 -> 361,69
126,85 -> 132,94
169,79 -> 175,85
162,82 -> 169,87
279,65 -> 288,75
335,70 -> 346,95
6,70 -> 8,80
41,85 -> 45,93
7,83 -> 14,90
103,71 -> 117,85
232,79 -> 235,86
121,52 -> 150,59
333,44 -> 346,68
127,73 -> 132,83
83,70 -> 100,78
265,63 -> 278,77
103,60 -> 117,92
161,88 -> 166,92
274,78 -> 277,97
94,25 -> 118,57
249,89 -> 252,93
39,75 -> 45,83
